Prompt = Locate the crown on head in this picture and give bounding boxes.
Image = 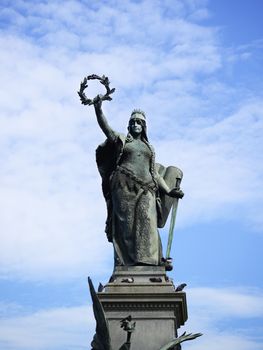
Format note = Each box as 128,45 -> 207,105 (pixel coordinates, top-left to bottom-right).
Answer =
130,109 -> 146,121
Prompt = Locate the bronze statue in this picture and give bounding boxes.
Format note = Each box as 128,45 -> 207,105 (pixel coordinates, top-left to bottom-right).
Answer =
79,75 -> 184,270
81,77 -> 202,350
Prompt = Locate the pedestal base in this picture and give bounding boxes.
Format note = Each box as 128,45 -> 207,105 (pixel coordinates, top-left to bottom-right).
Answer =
97,266 -> 188,350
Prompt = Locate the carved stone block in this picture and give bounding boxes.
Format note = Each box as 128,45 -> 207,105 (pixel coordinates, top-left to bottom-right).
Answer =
97,266 -> 188,350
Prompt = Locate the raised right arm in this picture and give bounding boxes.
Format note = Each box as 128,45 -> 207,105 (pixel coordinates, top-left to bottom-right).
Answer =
93,95 -> 117,142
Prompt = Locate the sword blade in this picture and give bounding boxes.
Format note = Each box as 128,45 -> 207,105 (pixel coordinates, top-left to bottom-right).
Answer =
166,198 -> 179,259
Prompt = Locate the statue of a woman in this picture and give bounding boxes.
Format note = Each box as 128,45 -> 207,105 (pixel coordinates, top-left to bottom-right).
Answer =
93,96 -> 183,269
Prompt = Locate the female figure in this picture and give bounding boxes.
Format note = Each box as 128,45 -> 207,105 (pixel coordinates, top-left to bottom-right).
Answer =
94,97 -> 183,268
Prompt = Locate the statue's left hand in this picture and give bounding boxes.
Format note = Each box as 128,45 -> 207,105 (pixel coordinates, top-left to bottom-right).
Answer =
168,188 -> 184,199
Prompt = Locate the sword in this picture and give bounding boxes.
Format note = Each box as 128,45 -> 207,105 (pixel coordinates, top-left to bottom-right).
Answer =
166,177 -> 181,259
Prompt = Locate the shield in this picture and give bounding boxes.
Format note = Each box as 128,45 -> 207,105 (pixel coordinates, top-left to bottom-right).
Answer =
156,163 -> 183,228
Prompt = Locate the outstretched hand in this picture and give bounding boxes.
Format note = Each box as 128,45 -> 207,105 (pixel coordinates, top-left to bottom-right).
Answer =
93,94 -> 103,109
168,188 -> 184,199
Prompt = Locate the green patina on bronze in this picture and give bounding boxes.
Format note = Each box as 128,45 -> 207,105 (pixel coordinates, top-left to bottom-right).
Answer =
78,75 -> 184,269
79,75 -> 202,350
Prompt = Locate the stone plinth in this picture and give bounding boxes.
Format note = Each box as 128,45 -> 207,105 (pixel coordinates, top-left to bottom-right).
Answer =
97,266 -> 188,350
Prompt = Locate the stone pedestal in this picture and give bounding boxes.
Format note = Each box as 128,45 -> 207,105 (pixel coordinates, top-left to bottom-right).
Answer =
97,266 -> 188,350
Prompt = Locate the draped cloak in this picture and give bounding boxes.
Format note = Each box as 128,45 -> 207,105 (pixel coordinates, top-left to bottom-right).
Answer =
96,133 -> 183,266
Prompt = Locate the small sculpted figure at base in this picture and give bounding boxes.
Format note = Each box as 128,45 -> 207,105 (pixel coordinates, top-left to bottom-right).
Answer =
93,95 -> 184,269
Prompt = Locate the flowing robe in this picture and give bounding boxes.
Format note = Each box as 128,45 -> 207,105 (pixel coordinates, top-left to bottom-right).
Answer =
96,133 -> 182,266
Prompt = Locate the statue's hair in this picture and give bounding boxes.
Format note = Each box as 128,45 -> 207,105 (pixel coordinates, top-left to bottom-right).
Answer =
127,108 -> 148,142
131,109 -> 146,119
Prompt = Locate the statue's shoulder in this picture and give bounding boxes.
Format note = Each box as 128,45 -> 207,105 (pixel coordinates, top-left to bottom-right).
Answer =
116,132 -> 126,144
96,133 -> 126,178
96,132 -> 126,151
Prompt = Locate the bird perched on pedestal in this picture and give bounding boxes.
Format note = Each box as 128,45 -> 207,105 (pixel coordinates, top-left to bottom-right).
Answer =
175,283 -> 187,291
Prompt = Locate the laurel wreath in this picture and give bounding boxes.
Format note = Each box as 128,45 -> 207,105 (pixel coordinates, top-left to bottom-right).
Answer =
78,74 -> 115,106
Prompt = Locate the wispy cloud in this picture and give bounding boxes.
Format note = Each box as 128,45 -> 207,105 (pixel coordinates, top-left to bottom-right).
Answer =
156,98 -> 263,229
0,287 -> 262,350
0,1 -> 262,278
0,0 -> 262,282
0,1 -> 262,349
0,305 -> 94,350
188,287 -> 263,318
182,287 -> 263,350
0,0 -> 225,280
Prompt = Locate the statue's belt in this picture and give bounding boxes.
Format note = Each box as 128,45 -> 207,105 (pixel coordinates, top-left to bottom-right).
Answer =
112,165 -> 158,194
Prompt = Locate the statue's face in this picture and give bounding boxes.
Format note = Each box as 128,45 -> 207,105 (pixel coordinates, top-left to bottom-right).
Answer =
129,117 -> 143,136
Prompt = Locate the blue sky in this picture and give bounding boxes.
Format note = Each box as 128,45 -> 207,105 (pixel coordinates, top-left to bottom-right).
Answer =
0,0 -> 263,349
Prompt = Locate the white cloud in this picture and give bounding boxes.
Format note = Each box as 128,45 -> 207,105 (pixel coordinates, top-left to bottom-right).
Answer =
0,287 -> 262,350
181,287 -> 263,350
0,305 -> 94,350
185,332 -> 263,350
188,287 -> 263,318
0,302 -> 24,318
0,0 -> 225,281
155,99 -> 263,229
188,7 -> 211,21
0,2 -> 262,350
0,0 -> 262,284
